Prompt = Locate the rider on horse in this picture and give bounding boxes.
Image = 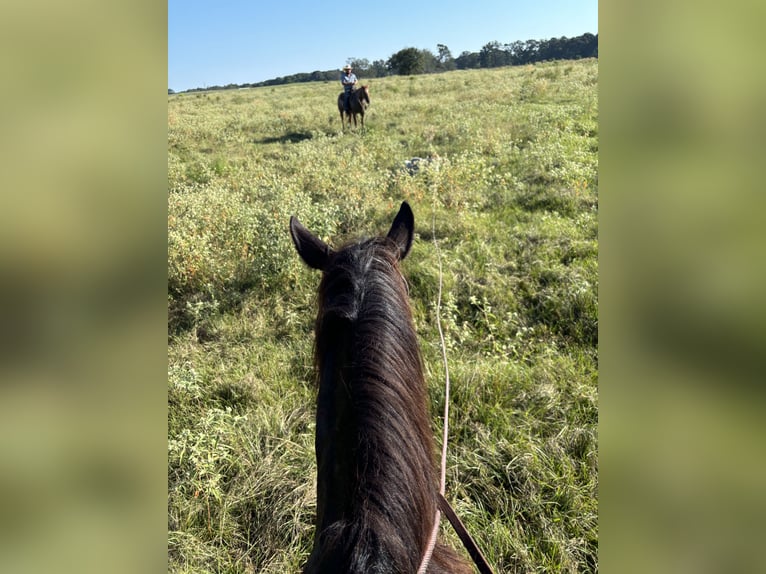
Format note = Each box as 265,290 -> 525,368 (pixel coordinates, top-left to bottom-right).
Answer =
340,64 -> 357,113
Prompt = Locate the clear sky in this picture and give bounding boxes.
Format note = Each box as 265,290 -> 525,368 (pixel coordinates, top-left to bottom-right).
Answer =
169,1 -> 598,92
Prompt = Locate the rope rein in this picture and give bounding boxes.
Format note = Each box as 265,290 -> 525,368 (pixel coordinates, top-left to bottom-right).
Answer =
416,210 -> 450,574
416,202 -> 495,574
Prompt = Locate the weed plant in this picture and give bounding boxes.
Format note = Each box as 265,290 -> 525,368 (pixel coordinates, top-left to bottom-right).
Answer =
169,59 -> 598,573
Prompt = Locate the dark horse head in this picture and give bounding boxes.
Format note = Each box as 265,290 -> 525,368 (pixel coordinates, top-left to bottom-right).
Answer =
337,85 -> 370,131
290,203 -> 471,573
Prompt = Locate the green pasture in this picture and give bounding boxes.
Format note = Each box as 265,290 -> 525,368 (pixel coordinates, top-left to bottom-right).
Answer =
168,58 -> 598,573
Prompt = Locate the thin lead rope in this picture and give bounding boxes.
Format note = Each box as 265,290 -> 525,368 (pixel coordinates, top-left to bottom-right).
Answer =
417,207 -> 450,574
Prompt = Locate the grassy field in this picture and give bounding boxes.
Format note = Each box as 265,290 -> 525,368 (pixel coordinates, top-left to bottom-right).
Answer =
168,59 -> 598,573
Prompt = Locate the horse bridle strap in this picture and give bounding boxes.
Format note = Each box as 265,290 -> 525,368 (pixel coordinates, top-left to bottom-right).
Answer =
438,494 -> 496,574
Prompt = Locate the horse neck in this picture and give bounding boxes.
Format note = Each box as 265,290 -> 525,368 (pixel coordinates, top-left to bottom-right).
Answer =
310,246 -> 437,571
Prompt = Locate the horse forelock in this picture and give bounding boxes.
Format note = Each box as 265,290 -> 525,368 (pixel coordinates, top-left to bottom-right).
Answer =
316,238 -> 397,321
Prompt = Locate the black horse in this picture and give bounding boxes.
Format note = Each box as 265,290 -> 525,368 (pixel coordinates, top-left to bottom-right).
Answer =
289,203 -> 472,574
337,85 -> 370,131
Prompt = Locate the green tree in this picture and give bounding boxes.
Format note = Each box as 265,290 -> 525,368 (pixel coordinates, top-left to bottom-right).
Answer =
347,58 -> 370,74
538,37 -> 566,61
524,39 -> 540,60
507,40 -> 533,65
436,44 -> 456,71
370,59 -> 388,77
455,50 -> 480,69
387,47 -> 424,75
479,41 -> 512,68
419,49 -> 439,73
580,33 -> 598,58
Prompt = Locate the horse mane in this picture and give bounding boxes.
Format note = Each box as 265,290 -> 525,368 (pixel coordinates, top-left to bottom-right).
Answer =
293,206 -> 472,574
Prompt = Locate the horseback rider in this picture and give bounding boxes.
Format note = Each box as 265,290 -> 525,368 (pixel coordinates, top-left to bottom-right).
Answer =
340,64 -> 357,113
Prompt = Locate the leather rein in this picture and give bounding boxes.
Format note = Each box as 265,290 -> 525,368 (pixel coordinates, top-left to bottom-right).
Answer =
437,493 -> 495,574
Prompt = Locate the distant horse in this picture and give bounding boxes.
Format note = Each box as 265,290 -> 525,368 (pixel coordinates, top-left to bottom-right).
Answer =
289,203 -> 472,574
337,85 -> 370,131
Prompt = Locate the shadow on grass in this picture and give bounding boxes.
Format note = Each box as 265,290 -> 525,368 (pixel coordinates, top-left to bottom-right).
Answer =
256,132 -> 313,144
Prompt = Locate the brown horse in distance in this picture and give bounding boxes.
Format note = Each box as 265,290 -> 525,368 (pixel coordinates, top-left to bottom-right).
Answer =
337,85 -> 370,131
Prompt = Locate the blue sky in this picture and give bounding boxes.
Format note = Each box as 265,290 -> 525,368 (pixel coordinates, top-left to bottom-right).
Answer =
169,1 -> 598,92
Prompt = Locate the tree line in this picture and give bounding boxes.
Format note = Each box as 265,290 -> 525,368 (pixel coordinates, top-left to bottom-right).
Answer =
171,32 -> 597,94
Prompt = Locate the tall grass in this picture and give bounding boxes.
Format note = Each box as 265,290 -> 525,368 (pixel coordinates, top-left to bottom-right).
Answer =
168,59 -> 598,573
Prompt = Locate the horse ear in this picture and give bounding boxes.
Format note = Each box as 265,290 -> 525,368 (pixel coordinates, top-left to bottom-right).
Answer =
387,202 -> 415,260
290,216 -> 333,270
